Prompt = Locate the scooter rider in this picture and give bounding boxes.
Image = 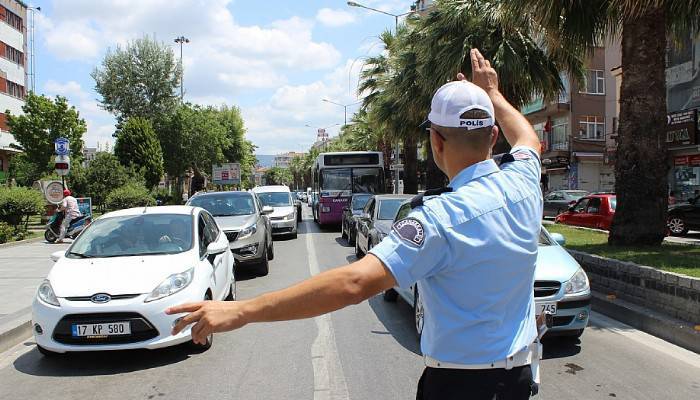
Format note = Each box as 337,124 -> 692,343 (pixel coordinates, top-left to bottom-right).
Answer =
56,189 -> 81,244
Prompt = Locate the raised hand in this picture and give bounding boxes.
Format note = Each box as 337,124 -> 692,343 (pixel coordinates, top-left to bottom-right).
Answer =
167,300 -> 248,345
469,48 -> 499,95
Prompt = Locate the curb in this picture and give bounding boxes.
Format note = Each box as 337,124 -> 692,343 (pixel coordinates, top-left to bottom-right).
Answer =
0,310 -> 32,354
590,291 -> 700,354
0,235 -> 45,249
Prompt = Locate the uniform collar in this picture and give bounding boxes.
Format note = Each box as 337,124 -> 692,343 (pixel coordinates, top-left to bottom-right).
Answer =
449,159 -> 500,187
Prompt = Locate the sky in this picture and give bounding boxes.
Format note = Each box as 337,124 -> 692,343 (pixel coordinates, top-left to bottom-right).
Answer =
29,0 -> 413,155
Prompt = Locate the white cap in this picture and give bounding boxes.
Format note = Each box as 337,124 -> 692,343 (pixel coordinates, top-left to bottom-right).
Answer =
426,81 -> 495,130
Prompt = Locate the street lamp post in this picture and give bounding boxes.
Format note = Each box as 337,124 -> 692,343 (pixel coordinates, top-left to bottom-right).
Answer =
347,1 -> 413,193
321,99 -> 361,126
174,36 -> 190,101
28,6 -> 41,92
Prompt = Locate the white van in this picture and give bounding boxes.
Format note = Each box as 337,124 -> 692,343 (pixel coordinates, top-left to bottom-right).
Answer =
252,185 -> 298,238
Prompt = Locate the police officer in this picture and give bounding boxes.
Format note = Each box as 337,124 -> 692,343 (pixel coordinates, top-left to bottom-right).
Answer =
168,48 -> 542,399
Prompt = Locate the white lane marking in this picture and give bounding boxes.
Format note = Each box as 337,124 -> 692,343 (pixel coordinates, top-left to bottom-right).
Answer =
589,311 -> 700,369
305,223 -> 350,400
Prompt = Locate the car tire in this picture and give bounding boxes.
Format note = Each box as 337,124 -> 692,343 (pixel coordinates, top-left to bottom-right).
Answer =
297,209 -> 302,223
414,288 -> 424,340
257,245 -> 270,276
348,224 -> 356,246
189,293 -> 214,352
355,237 -> 364,259
225,277 -> 236,301
383,288 -> 398,302
267,239 -> 274,261
341,222 -> 347,239
37,345 -> 61,357
668,216 -> 689,236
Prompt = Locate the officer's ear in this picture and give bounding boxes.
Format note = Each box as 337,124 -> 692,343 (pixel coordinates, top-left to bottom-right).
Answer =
489,125 -> 499,149
430,128 -> 445,155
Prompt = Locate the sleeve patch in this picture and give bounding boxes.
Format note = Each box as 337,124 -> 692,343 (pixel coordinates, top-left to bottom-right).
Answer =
392,218 -> 425,247
512,151 -> 532,160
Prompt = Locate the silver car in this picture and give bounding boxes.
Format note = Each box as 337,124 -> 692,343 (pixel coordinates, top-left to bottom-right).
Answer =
187,191 -> 274,276
384,201 -> 591,340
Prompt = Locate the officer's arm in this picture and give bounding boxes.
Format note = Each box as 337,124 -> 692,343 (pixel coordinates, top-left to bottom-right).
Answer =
469,49 -> 541,155
168,255 -> 396,342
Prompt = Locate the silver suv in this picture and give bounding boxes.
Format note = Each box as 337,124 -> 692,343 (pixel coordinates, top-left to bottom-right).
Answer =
187,191 -> 274,276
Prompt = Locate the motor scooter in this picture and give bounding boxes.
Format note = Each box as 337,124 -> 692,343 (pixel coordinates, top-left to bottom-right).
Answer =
44,211 -> 91,243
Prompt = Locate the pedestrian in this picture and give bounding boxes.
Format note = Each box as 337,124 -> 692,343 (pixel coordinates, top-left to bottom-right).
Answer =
167,49 -> 543,400
56,189 -> 82,244
668,191 -> 677,205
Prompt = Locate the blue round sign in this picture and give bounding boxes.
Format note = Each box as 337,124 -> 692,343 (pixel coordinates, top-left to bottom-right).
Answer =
54,138 -> 70,156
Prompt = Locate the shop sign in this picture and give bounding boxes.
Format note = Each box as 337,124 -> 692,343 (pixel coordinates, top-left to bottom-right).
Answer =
666,109 -> 697,147
675,156 -> 689,165
690,155 -> 700,166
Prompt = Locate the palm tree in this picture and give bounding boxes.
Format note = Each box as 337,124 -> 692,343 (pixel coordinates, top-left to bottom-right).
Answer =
504,0 -> 699,245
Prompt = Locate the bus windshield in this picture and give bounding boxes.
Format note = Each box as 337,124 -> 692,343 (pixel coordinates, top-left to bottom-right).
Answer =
320,168 -> 382,193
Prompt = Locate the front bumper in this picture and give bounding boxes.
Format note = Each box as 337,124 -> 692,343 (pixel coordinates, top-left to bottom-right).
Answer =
536,292 -> 591,334
31,288 -> 204,353
227,228 -> 266,265
270,218 -> 297,235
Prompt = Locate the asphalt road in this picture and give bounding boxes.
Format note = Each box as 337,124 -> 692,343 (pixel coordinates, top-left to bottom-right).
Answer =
0,206 -> 699,399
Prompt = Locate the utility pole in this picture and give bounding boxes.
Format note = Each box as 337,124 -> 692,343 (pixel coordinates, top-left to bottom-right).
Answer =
28,6 -> 41,92
174,36 -> 190,101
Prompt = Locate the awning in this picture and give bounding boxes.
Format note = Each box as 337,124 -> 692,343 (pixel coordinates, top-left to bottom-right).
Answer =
572,152 -> 604,158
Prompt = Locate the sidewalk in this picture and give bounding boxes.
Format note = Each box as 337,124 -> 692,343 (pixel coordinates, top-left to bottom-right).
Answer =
0,239 -> 69,352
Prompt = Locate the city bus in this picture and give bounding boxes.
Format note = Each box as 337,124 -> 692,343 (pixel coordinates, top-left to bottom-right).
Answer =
312,151 -> 385,225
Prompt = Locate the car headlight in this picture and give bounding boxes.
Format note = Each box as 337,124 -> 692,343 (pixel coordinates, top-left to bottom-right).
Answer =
564,268 -> 590,295
144,268 -> 194,303
284,212 -> 295,221
37,279 -> 60,307
321,206 -> 331,213
238,223 -> 257,240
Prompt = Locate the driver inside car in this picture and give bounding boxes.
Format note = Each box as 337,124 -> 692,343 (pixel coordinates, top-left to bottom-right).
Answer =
159,219 -> 189,248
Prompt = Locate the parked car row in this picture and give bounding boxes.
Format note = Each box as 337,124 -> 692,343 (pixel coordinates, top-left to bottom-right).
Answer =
33,185 -> 301,356
342,193 -> 591,341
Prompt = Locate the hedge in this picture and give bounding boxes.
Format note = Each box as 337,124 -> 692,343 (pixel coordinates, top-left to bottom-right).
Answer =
0,222 -> 13,244
105,182 -> 157,210
0,187 -> 45,228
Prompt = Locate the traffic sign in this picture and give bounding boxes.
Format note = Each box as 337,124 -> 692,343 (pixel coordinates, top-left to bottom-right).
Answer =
44,181 -> 64,203
55,154 -> 70,176
212,163 -> 241,185
54,138 -> 70,156
390,164 -> 404,171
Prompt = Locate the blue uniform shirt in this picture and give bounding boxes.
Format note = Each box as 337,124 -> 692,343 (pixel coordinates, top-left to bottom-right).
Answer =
369,146 -> 543,365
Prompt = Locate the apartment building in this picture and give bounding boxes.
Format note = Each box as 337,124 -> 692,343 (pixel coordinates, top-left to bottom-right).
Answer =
522,44 -> 621,193
273,151 -> 305,169
0,0 -> 26,184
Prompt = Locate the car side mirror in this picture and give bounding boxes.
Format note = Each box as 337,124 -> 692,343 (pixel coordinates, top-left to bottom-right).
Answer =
50,250 -> 64,262
207,240 -> 228,255
262,206 -> 274,215
550,233 -> 566,246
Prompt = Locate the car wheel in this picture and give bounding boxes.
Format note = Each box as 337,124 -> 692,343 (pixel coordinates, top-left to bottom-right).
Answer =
257,244 -> 270,276
267,239 -> 274,261
668,216 -> 689,236
189,293 -> 214,351
44,230 -> 57,243
37,345 -> 61,357
355,237 -> 364,259
341,222 -> 347,239
383,288 -> 398,302
414,288 -> 424,340
225,276 -> 236,301
297,209 -> 302,222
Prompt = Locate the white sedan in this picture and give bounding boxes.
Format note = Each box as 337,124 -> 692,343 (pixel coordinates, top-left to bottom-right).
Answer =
32,206 -> 235,355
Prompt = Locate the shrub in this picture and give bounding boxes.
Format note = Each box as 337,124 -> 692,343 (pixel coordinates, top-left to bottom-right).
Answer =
0,187 -> 45,228
0,222 -> 13,244
105,182 -> 156,210
151,187 -> 173,205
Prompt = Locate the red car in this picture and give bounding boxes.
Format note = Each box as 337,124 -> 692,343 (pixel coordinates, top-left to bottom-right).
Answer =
555,193 -> 616,230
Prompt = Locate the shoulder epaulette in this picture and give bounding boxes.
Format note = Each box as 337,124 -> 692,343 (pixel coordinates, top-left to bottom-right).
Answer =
498,153 -> 514,165
410,186 -> 453,209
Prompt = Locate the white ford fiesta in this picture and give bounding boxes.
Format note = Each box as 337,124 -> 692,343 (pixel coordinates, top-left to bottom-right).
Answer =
32,205 -> 236,356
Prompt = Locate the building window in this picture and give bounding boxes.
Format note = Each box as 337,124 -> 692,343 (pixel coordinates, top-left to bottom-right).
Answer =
580,69 -> 605,95
551,117 -> 569,150
3,8 -> 22,31
579,116 -> 605,140
6,80 -> 24,99
4,44 -> 23,65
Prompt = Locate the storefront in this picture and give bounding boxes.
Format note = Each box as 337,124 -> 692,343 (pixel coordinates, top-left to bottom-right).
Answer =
667,109 -> 700,201
671,153 -> 700,201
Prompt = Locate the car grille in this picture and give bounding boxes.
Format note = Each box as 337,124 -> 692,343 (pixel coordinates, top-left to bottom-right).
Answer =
270,216 -> 284,221
272,227 -> 293,234
225,231 -> 239,242
534,281 -> 561,297
52,312 -> 159,345
64,294 -> 140,302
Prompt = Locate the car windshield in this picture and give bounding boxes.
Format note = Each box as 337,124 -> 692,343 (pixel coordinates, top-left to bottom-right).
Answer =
565,191 -> 588,200
377,199 -> 404,220
67,214 -> 193,258
352,195 -> 372,210
188,193 -> 255,216
258,192 -> 292,207
610,197 -> 617,210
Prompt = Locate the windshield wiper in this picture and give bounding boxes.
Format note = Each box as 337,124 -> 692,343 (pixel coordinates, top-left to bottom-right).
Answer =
67,251 -> 96,259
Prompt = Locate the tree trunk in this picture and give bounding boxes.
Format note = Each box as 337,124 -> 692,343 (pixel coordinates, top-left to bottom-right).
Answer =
425,138 -> 447,189
380,139 -> 393,193
609,7 -> 668,246
403,135 -> 418,194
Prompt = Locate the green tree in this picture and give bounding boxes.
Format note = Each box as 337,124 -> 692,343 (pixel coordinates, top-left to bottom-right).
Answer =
92,35 -> 181,122
264,167 -> 293,186
8,153 -> 40,187
77,152 -> 135,209
6,93 -> 86,182
114,117 -> 164,188
217,105 -> 257,188
504,0 -> 700,245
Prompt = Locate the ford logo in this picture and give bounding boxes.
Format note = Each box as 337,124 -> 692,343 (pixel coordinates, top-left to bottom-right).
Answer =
90,293 -> 111,303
